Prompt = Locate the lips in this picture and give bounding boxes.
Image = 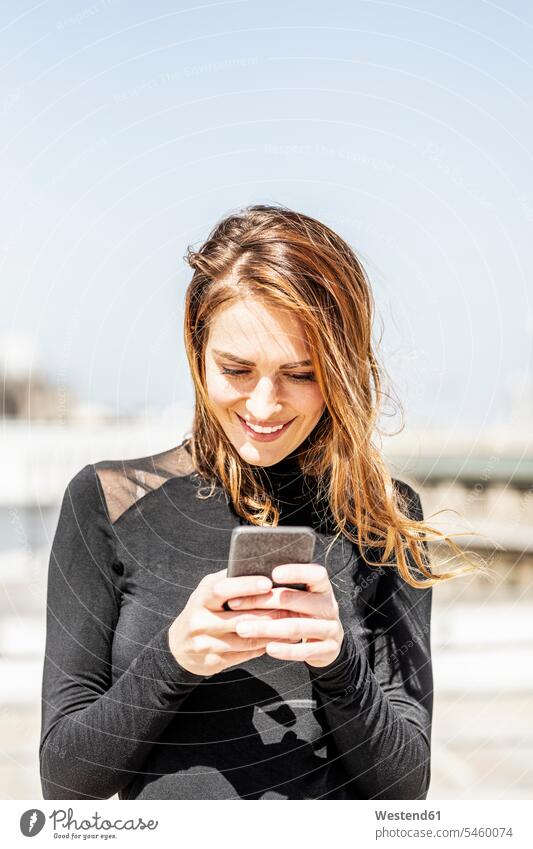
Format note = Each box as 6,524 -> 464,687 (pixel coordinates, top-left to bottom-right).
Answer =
238,414 -> 290,429
236,412 -> 295,441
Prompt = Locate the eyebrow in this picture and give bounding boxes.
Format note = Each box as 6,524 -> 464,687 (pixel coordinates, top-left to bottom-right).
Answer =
212,349 -> 313,369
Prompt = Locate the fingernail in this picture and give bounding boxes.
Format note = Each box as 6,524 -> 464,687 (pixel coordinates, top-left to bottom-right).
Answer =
257,578 -> 271,590
237,623 -> 254,636
230,598 -> 242,607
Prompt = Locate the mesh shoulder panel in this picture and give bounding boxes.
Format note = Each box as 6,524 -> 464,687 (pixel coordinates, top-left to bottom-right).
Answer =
94,440 -> 195,524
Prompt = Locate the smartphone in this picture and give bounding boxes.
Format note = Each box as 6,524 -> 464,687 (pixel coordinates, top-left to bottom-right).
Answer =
227,525 -> 316,591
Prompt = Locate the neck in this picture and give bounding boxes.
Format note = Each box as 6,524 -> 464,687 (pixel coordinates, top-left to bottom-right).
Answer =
250,447 -> 308,505
254,441 -> 307,475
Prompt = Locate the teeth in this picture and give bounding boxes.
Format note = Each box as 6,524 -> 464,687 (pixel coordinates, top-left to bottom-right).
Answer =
244,420 -> 285,434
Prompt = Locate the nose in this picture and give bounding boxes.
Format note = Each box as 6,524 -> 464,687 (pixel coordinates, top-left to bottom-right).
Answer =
245,376 -> 282,421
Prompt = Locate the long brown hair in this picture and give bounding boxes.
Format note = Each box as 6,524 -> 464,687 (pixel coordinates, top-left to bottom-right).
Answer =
182,203 -> 482,589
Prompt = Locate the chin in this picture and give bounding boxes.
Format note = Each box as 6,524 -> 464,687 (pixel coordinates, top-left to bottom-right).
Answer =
234,442 -> 283,465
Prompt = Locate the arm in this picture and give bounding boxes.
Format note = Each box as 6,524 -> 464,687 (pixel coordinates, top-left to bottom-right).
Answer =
40,464 -> 205,800
307,486 -> 433,799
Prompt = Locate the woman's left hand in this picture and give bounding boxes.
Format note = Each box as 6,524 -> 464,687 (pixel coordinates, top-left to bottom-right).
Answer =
226,563 -> 345,668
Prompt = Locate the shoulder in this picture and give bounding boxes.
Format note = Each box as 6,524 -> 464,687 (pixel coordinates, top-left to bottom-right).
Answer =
61,463 -> 103,514
91,441 -> 195,525
52,464 -> 115,561
391,477 -> 424,522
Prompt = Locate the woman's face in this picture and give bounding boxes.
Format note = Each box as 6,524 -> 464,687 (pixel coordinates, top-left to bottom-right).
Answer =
204,297 -> 326,466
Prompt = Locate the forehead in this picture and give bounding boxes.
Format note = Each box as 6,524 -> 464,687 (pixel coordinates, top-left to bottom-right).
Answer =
206,298 -> 309,359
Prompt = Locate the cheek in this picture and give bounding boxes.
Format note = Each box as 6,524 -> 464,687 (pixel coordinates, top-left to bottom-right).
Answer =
206,373 -> 241,409
292,385 -> 325,416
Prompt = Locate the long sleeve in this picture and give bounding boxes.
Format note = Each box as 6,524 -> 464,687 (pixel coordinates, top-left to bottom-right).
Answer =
39,464 -> 205,800
307,486 -> 433,800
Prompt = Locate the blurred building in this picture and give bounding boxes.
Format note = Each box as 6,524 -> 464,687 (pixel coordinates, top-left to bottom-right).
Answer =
0,331 -> 76,421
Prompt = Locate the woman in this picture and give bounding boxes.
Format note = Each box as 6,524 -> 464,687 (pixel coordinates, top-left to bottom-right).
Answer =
40,203 -> 470,801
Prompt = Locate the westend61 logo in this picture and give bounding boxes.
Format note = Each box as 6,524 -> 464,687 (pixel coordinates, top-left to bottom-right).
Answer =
19,808 -> 159,838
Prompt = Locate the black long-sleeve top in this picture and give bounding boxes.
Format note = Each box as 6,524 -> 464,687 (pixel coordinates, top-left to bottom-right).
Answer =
39,438 -> 433,800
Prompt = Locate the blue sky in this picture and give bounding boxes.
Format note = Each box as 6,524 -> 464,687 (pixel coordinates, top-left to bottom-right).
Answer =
1,0 -> 532,430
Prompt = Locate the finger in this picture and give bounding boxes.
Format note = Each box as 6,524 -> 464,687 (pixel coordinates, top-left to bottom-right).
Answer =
187,633 -> 271,654
271,563 -> 330,593
204,575 -> 273,610
212,632 -> 302,648
265,639 -> 340,661
227,587 -> 336,619
221,647 -> 267,667
235,617 -> 339,641
193,607 -> 296,636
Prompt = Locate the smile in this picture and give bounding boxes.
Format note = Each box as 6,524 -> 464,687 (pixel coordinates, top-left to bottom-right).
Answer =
236,413 -> 295,441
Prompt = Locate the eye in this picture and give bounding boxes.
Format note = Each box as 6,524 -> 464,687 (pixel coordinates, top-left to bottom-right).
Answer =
219,367 -> 250,379
285,373 -> 316,383
220,367 -> 315,383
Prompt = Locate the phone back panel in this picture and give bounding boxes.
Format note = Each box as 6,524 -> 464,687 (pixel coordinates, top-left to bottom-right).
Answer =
227,526 -> 316,588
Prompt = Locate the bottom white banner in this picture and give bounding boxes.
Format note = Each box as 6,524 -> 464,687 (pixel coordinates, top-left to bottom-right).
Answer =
3,799 -> 533,849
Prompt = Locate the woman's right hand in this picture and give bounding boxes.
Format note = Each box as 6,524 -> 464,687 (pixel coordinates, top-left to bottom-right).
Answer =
168,569 -> 291,676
